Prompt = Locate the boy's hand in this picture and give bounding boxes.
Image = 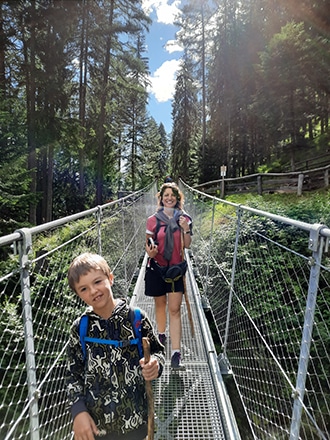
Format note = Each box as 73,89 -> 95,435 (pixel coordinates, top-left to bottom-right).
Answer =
73,411 -> 99,440
140,356 -> 159,381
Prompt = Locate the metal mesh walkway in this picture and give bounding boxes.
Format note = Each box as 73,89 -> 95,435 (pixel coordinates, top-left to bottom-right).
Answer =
130,254 -> 240,440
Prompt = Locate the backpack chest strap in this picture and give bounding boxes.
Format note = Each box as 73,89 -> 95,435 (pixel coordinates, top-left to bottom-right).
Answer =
79,307 -> 143,361
83,336 -> 140,349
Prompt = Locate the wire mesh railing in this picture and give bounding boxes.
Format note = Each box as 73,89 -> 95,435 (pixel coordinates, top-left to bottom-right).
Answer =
1,178 -> 329,440
0,182 -> 157,440
181,180 -> 330,440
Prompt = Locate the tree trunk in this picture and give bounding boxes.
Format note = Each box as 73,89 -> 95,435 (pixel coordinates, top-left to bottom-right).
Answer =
96,0 -> 114,205
23,3 -> 37,225
78,0 -> 89,204
0,5 -> 6,95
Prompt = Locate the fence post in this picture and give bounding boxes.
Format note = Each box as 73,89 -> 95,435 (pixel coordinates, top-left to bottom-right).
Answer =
324,168 -> 329,188
17,228 -> 40,440
297,173 -> 304,195
220,165 -> 227,198
289,224 -> 325,439
257,175 -> 262,195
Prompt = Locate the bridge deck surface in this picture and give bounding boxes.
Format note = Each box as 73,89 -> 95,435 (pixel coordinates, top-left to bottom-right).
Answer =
130,255 -> 234,440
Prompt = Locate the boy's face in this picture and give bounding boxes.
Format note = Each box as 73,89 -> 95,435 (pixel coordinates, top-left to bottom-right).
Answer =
74,269 -> 114,314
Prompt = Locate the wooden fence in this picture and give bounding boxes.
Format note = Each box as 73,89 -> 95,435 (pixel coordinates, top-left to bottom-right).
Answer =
195,164 -> 330,197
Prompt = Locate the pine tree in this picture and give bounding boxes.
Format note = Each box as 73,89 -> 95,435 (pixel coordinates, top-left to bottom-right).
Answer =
171,57 -> 200,183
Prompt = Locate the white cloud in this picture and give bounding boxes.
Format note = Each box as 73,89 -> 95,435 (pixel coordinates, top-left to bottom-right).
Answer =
141,0 -> 181,25
148,59 -> 181,102
164,39 -> 183,54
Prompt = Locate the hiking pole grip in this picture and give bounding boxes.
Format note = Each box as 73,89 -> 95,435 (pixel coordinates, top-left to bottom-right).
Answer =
142,337 -> 154,440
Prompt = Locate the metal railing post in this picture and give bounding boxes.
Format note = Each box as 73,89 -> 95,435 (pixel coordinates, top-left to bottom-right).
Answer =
204,198 -> 216,296
121,201 -> 128,293
289,224 -> 325,439
97,206 -> 102,255
222,207 -> 242,357
133,197 -> 138,262
17,228 -> 40,440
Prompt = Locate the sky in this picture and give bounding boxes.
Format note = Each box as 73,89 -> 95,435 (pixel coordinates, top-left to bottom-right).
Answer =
142,0 -> 184,135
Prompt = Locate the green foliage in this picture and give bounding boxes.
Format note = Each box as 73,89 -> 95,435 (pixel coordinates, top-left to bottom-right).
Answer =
171,56 -> 201,184
0,0 -> 156,224
193,189 -> 330,435
257,161 -> 283,173
174,0 -> 329,182
226,190 -> 330,226
0,298 -> 27,426
1,0 -> 328,224
0,157 -> 36,234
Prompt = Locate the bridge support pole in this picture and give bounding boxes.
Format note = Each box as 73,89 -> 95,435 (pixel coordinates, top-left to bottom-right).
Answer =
289,225 -> 325,439
18,228 -> 40,440
222,208 -> 242,359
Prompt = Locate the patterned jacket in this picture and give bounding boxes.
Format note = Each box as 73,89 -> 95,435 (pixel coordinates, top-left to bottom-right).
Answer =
66,299 -> 165,436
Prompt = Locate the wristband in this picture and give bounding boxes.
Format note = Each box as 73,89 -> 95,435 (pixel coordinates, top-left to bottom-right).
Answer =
184,230 -> 191,234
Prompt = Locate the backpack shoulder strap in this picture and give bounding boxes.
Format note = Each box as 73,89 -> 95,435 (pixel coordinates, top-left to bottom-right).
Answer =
154,216 -> 164,243
129,307 -> 143,358
79,315 -> 89,362
79,309 -> 143,362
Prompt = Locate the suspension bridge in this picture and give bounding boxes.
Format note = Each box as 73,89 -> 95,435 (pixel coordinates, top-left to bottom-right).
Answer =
0,180 -> 329,440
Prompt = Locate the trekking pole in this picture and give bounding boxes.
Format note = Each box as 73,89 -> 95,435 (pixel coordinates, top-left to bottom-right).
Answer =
181,232 -> 195,337
142,337 -> 154,440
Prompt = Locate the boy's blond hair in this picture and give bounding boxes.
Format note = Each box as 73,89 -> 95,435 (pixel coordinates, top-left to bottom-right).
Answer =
68,252 -> 112,292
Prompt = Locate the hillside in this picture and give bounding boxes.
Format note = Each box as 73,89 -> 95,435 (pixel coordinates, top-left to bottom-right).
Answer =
225,189 -> 330,226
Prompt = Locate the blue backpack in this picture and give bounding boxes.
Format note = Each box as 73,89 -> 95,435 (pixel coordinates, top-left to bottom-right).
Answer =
79,307 -> 143,361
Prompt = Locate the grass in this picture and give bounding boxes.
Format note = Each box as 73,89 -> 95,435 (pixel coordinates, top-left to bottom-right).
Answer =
224,188 -> 330,225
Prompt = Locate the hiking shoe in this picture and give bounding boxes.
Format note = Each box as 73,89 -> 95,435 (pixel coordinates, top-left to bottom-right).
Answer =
158,333 -> 167,346
171,352 -> 185,370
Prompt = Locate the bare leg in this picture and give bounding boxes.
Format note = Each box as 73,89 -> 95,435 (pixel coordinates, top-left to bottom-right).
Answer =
168,292 -> 183,350
154,295 -> 167,333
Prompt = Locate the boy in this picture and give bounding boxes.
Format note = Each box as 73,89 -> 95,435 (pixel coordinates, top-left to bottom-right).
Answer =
66,252 -> 165,440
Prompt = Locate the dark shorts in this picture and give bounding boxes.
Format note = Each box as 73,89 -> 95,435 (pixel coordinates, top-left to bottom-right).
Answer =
144,259 -> 184,297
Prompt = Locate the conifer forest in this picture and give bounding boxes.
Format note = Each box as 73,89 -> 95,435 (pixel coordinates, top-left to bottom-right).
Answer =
0,0 -> 329,232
